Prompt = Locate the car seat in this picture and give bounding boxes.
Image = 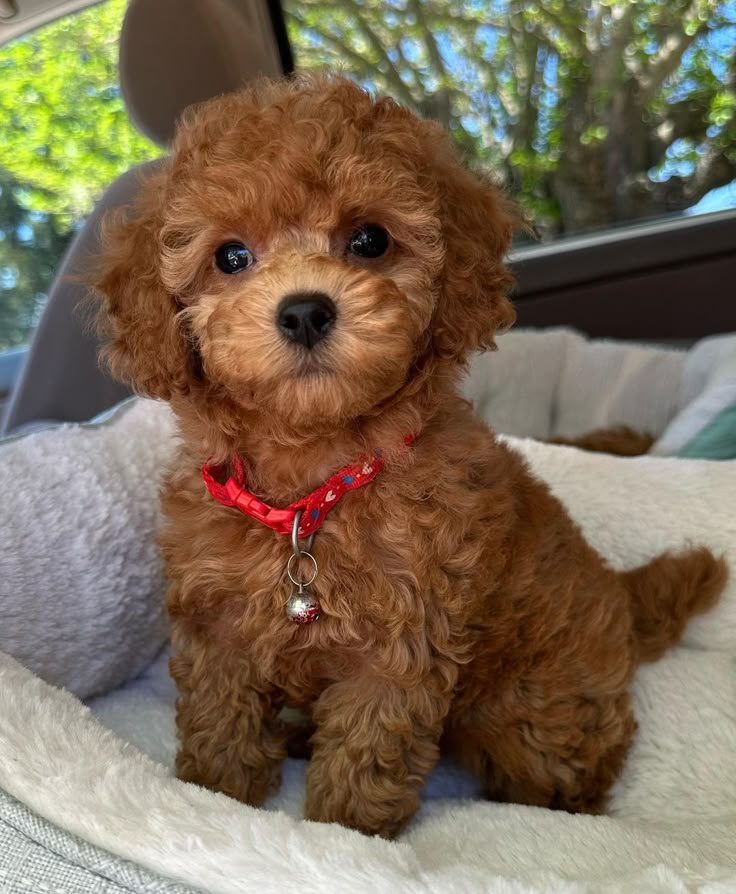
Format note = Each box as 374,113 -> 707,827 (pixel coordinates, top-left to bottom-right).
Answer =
1,0 -> 292,434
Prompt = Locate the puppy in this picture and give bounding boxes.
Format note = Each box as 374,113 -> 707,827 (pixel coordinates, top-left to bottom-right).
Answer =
94,75 -> 727,838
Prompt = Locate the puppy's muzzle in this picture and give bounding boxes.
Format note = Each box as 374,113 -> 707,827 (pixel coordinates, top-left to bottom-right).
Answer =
277,292 -> 336,350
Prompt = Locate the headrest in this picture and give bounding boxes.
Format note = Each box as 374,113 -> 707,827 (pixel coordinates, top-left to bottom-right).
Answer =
119,0 -> 289,147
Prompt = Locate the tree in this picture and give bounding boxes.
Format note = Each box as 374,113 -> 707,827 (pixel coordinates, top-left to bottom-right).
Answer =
0,0 -> 158,221
287,0 -> 736,236
1,0 -> 734,351
0,0 -> 159,350
0,169 -> 70,348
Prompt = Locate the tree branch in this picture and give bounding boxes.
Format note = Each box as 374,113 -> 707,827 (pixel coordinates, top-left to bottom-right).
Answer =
533,0 -> 585,55
660,96 -> 711,142
340,0 -> 417,107
393,37 -> 423,93
640,0 -> 718,101
631,143 -> 736,214
508,30 -> 542,153
590,1 -> 637,94
408,0 -> 447,83
586,0 -> 606,55
289,14 -> 377,73
686,143 -> 736,203
406,0 -> 456,128
289,9 -> 417,107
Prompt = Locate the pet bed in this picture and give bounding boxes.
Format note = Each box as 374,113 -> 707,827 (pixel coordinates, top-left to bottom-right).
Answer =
1,329 -> 736,893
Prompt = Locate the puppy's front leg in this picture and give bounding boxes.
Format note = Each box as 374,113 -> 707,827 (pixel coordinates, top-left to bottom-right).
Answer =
305,665 -> 455,837
170,631 -> 286,806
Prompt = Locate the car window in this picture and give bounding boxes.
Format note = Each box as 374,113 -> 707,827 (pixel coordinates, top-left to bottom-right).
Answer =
0,0 -> 161,353
285,0 -> 736,242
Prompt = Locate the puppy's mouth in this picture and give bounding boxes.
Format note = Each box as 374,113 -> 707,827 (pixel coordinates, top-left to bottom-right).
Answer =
287,353 -> 335,380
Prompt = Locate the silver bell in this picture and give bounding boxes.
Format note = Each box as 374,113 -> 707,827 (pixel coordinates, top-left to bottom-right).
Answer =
286,587 -> 321,625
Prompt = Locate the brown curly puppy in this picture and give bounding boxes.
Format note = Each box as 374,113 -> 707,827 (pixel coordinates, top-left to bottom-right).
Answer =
94,75 -> 727,838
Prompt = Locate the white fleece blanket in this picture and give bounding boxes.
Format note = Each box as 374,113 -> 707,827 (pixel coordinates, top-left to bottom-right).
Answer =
1,331 -> 736,892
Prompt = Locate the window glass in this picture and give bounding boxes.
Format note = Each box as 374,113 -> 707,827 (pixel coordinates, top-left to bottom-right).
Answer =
285,0 -> 736,241
0,0 -> 161,351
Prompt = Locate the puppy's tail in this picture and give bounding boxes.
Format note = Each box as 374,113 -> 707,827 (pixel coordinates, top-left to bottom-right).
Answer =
622,547 -> 728,663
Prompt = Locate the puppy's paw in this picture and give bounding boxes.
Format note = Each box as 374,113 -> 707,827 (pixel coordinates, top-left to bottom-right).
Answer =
305,801 -> 412,839
304,753 -> 419,838
176,748 -> 282,806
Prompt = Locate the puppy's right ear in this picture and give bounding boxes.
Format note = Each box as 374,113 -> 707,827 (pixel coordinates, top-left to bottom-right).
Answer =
94,170 -> 191,400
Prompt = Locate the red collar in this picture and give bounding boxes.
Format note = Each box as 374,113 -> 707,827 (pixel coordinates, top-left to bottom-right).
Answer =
202,435 -> 414,539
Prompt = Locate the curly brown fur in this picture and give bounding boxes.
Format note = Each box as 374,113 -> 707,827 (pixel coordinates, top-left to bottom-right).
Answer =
93,74 -> 727,838
550,425 -> 655,456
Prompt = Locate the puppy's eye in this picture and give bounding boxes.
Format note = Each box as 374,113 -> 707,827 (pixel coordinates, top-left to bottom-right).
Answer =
348,225 -> 390,259
215,242 -> 255,274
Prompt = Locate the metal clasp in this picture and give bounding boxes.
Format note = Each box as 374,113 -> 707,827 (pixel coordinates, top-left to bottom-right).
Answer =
291,509 -> 316,557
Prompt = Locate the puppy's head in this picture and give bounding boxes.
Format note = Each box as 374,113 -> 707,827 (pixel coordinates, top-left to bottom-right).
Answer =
95,75 -> 516,433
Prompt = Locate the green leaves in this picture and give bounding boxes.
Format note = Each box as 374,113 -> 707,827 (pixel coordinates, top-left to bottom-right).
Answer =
710,90 -> 736,128
0,0 -> 159,222
0,0 -> 160,349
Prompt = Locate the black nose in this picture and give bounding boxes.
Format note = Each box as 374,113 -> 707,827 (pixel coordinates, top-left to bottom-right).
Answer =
277,292 -> 336,349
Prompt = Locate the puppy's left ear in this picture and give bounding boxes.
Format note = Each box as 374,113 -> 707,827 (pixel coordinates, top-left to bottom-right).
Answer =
429,138 -> 520,362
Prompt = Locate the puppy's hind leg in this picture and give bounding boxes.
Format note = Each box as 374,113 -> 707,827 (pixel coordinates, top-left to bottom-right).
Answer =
445,687 -> 636,813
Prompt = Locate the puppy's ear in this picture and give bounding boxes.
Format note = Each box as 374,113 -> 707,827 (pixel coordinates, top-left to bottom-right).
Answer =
94,170 -> 192,399
429,137 -> 519,362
